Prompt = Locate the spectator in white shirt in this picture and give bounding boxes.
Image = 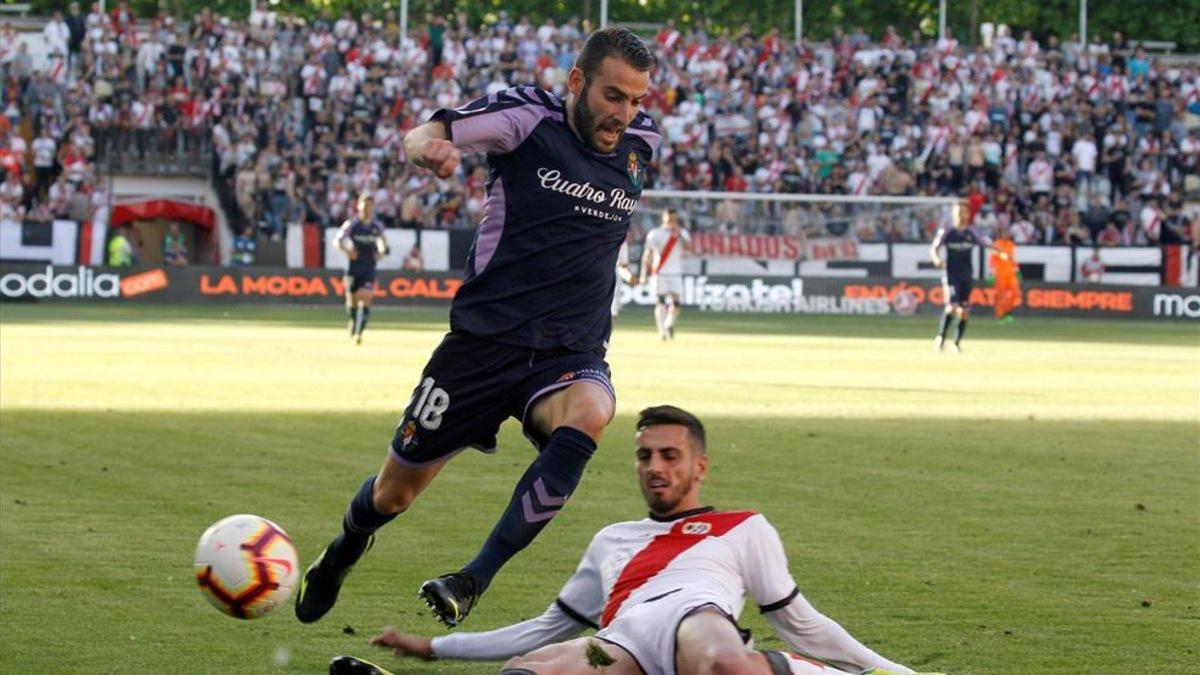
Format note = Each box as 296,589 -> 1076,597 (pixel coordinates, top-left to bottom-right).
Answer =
1027,150 -> 1054,199
1071,131 -> 1098,194
32,127 -> 58,197
43,12 -> 71,62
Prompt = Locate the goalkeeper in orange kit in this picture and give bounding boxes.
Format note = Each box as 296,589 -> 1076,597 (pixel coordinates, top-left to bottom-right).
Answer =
989,227 -> 1020,322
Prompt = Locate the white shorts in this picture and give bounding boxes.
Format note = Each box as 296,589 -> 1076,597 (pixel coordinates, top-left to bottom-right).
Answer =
595,593 -> 736,675
651,274 -> 683,300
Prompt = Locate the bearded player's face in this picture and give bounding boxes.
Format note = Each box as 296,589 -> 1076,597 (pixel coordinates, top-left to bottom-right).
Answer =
570,56 -> 650,154
634,424 -> 707,517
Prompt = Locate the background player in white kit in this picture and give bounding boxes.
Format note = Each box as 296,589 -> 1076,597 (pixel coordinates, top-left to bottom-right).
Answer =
640,209 -> 691,340
363,406 -> 942,675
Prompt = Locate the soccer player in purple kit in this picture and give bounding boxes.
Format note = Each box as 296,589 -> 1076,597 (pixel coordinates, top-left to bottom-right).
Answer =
337,193 -> 389,345
930,204 -> 1008,353
295,27 -> 661,629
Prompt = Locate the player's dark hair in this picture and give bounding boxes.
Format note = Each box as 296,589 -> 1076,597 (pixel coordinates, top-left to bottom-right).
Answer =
637,405 -> 706,454
575,26 -> 654,80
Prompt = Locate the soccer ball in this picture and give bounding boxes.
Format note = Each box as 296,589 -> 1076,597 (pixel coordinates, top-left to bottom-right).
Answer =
194,514 -> 300,619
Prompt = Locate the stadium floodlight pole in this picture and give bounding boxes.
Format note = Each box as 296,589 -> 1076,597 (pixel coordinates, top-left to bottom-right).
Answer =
1080,0 -> 1087,49
795,0 -> 803,42
938,0 -> 947,42
400,0 -> 408,49
600,0 -> 608,29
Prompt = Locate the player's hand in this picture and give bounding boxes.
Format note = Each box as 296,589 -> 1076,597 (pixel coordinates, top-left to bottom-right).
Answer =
370,626 -> 435,660
932,259 -> 944,269
422,139 -> 461,179
346,248 -> 359,260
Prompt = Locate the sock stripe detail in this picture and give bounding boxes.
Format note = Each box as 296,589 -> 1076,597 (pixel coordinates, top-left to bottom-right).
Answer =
532,477 -> 567,507
521,492 -> 563,523
343,508 -> 373,535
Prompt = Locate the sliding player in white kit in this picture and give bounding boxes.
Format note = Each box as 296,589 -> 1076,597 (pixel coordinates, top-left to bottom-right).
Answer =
362,406 -> 942,675
640,209 -> 690,340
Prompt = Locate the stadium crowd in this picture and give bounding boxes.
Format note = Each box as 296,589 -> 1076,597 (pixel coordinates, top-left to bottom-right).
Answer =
1,2 -> 1198,248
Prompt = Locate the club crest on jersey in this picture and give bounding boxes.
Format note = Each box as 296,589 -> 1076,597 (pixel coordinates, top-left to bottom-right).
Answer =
627,152 -> 643,189
400,420 -> 418,449
682,521 -> 711,535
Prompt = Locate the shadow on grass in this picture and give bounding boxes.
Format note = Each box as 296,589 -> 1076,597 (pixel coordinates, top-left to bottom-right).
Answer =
1,409 -> 1196,674
2,303 -> 1197,347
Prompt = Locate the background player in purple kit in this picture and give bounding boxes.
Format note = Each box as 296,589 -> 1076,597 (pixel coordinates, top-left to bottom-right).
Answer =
337,194 -> 389,345
295,26 -> 661,629
929,204 -> 1009,353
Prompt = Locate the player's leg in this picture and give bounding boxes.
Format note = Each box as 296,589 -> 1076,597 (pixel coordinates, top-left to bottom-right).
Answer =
952,279 -> 972,350
419,349 -> 612,627
935,280 -> 955,351
953,305 -> 969,351
997,277 -> 1017,322
345,286 -> 358,338
353,286 -> 374,343
649,272 -> 665,338
676,608 -> 774,675
935,307 -> 953,352
295,457 -> 445,623
663,290 -> 681,339
676,609 -> 859,675
300,334 -> 513,624
653,299 -> 667,339
500,637 -> 641,675
454,380 -> 612,594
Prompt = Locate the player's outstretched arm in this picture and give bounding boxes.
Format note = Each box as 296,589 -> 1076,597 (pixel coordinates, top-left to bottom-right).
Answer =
370,601 -> 587,661
929,230 -> 945,268
741,516 -> 916,674
375,229 -> 389,258
370,628 -> 434,660
336,220 -> 358,258
384,532 -> 606,662
403,122 -> 460,179
638,246 -> 653,284
987,244 -> 1011,262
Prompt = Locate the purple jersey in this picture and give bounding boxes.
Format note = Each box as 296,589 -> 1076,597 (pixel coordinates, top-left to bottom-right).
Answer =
432,86 -> 661,352
337,217 -> 387,277
934,225 -> 991,281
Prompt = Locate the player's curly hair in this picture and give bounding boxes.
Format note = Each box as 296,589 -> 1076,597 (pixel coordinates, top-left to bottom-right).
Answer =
575,26 -> 655,80
637,405 -> 706,454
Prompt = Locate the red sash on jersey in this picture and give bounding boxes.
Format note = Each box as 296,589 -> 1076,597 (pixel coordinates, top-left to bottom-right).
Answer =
600,511 -> 756,628
1146,214 -> 1161,237
853,173 -> 870,195
654,233 -> 679,275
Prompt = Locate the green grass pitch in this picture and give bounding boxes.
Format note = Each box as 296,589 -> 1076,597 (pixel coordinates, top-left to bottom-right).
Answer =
1,304 -> 1197,674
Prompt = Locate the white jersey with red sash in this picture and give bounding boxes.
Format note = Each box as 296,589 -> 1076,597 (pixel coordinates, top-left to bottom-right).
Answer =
645,225 -> 690,277
430,507 -> 912,674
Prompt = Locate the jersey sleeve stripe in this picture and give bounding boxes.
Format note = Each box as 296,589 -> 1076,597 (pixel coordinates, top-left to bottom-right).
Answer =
758,586 -> 800,613
555,598 -> 599,629
625,125 -> 662,155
